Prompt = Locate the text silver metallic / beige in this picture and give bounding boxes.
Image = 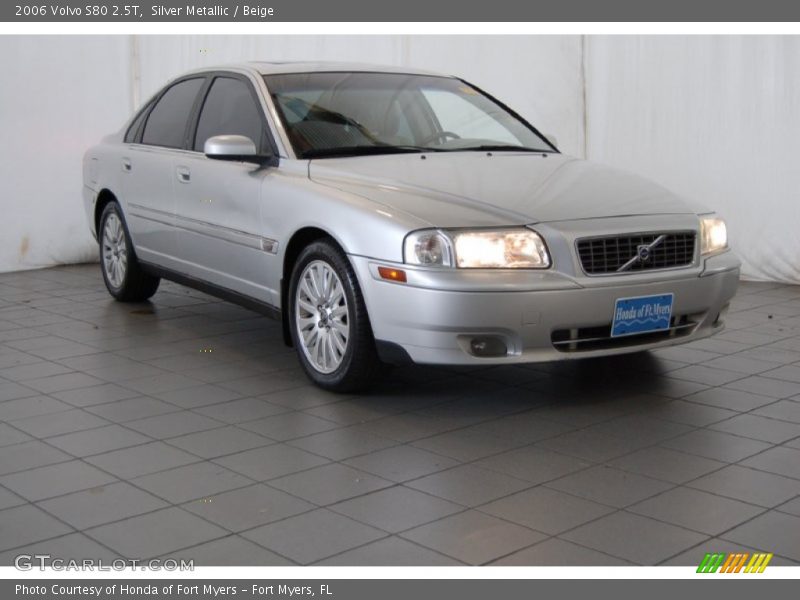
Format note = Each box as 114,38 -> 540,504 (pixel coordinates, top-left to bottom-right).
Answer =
82,61 -> 740,391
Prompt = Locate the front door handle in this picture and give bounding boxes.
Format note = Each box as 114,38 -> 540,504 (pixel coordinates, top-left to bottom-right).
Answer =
176,166 -> 191,183
121,158 -> 132,172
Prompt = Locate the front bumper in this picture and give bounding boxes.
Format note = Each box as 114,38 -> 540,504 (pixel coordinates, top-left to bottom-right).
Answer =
351,250 -> 740,366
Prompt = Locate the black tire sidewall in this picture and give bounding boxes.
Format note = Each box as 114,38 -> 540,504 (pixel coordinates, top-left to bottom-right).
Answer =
288,241 -> 365,388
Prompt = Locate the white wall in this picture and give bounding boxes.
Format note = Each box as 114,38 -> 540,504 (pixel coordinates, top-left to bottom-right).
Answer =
0,36 -> 133,273
586,36 -> 800,282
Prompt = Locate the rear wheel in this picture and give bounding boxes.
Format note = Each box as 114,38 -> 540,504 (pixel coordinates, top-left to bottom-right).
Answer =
289,240 -> 385,392
99,202 -> 160,302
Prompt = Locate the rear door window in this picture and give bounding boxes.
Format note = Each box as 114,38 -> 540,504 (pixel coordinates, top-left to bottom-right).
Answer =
141,78 -> 205,149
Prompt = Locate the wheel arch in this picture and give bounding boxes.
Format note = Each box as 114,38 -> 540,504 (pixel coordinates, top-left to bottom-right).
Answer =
94,188 -> 119,238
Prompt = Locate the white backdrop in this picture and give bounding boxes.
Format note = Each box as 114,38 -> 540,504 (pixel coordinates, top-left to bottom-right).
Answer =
0,35 -> 797,281
586,36 -> 800,283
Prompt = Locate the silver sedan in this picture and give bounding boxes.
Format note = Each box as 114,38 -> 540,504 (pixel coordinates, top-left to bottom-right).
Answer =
82,62 -> 740,391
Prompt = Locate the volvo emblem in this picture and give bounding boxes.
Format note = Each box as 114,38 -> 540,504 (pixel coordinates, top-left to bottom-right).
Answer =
617,235 -> 666,272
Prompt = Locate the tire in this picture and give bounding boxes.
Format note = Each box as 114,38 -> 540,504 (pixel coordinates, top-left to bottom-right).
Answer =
98,201 -> 160,302
288,239 -> 386,392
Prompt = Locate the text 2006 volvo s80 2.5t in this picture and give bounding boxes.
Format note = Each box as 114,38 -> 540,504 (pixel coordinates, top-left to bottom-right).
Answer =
83,62 -> 740,391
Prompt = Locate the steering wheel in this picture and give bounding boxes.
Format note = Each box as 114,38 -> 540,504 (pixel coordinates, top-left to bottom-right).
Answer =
419,130 -> 461,146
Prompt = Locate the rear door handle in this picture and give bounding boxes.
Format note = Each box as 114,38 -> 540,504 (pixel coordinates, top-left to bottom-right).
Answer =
176,166 -> 191,183
121,158 -> 132,172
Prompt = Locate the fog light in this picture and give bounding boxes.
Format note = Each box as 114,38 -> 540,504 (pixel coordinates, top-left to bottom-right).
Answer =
469,336 -> 507,357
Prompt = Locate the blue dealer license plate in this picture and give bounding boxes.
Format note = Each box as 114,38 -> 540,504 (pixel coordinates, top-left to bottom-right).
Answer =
611,293 -> 674,338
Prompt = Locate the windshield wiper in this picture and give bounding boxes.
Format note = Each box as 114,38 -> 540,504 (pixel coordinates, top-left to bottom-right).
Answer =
442,144 -> 554,153
302,145 -> 442,159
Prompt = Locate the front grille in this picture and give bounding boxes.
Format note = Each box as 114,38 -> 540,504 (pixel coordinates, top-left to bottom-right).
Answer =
577,231 -> 696,275
551,315 -> 697,352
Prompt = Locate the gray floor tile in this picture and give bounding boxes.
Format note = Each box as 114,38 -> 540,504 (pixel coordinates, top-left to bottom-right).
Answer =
585,414 -> 694,444
721,511 -> 800,562
709,414 -> 800,444
687,465 -> 800,507
161,535 -> 294,565
213,444 -> 329,481
0,460 -> 117,501
0,440 -> 72,475
38,481 -> 168,529
51,383 -> 141,407
608,446 -> 726,484
724,376 -> 800,399
547,466 -> 672,508
330,486 -> 462,533
480,487 -> 614,535
401,510 -> 546,565
740,446 -> 800,479
131,462 -> 252,504
166,426 -> 272,459
536,429 -> 648,462
406,465 -> 532,507
85,442 -> 200,479
684,387 -> 776,412
120,373 -> 202,395
0,395 -> 72,421
660,429 -> 771,463
0,486 -> 25,510
776,496 -> 800,517
0,504 -> 74,552
23,372 -> 107,394
317,536 -> 461,565
10,408 -> 110,438
269,463 -> 392,506
0,423 -> 34,447
344,446 -> 459,483
288,429 -> 397,461
238,412 -> 339,441
194,397 -> 289,424
0,532 -> 119,565
491,537 -> 633,565
242,508 -> 385,564
151,384 -> 244,409
125,411 -> 221,439
183,484 -> 314,532
85,507 -> 227,559
628,486 -> 764,535
411,428 -> 524,462
753,399 -> 800,424
0,380 -> 39,402
46,425 -> 151,457
86,396 -> 182,423
461,412 -> 576,445
638,400 -> 739,427
668,365 -> 744,386
561,511 -> 707,565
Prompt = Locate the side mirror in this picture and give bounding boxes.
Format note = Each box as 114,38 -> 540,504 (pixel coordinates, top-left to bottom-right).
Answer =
544,133 -> 558,149
204,135 -> 274,165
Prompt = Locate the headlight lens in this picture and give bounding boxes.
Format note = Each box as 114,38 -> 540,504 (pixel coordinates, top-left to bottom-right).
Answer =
700,216 -> 728,255
404,228 -> 550,269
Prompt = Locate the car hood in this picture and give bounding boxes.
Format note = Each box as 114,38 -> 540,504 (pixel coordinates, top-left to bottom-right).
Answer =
309,152 -> 704,228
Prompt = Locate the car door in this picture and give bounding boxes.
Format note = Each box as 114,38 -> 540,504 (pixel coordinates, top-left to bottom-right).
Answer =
171,74 -> 279,304
121,76 -> 206,270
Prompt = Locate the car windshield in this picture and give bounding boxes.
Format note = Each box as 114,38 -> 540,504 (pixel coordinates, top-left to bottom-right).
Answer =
264,72 -> 554,159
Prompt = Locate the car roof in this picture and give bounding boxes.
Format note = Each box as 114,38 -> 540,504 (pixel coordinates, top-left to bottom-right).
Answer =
187,61 -> 451,78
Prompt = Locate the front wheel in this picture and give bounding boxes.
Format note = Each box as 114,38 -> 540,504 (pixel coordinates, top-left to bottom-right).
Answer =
288,240 -> 386,392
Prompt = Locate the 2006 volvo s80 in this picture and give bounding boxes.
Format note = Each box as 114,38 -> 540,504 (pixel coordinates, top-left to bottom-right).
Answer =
83,62 -> 740,391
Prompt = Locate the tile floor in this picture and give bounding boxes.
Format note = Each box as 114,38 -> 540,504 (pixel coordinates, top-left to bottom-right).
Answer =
1,265 -> 799,566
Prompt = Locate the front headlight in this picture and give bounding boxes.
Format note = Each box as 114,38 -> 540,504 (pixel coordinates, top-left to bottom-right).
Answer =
700,216 -> 728,255
404,228 -> 550,269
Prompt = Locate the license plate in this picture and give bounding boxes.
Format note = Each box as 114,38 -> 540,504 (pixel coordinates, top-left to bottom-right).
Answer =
611,293 -> 674,338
